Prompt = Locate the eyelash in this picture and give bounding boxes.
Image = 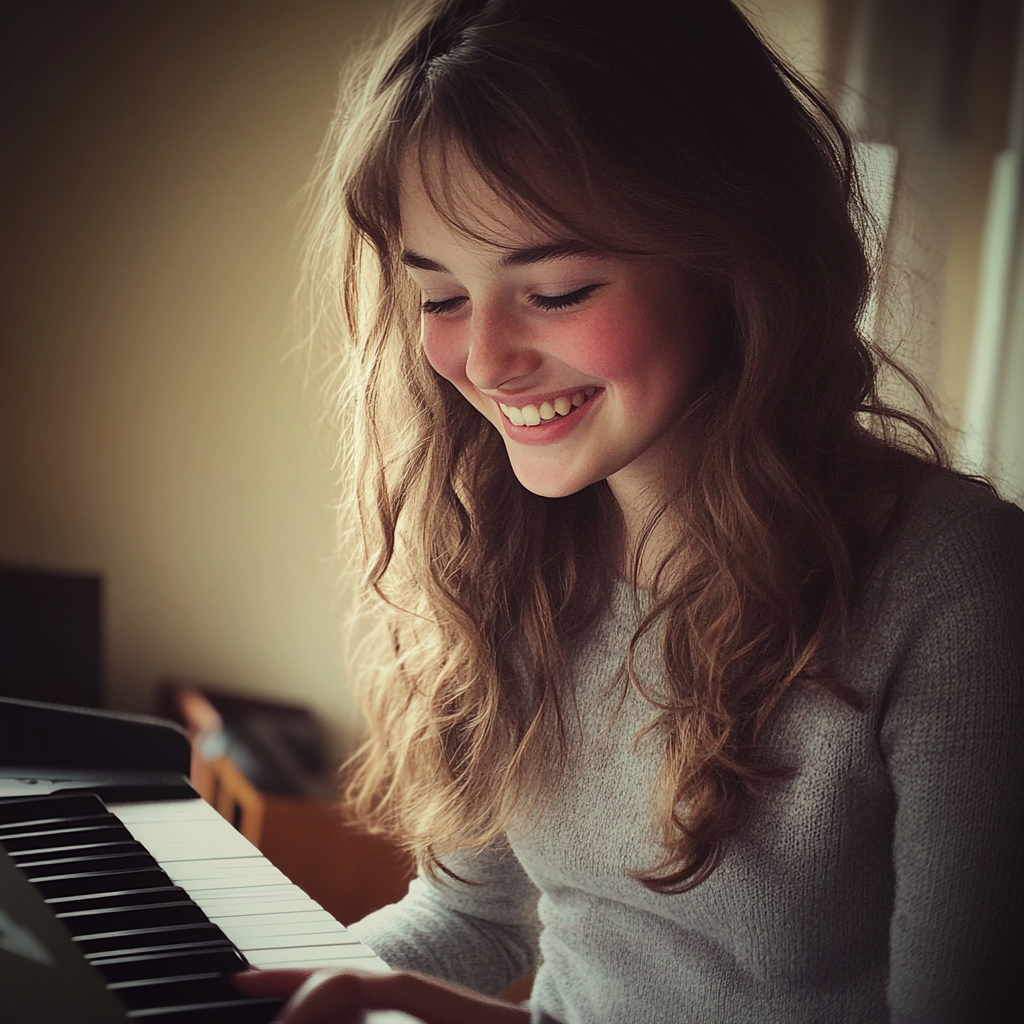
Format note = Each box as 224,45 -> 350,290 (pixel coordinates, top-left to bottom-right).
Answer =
533,284 -> 603,310
420,284 -> 603,317
420,296 -> 467,316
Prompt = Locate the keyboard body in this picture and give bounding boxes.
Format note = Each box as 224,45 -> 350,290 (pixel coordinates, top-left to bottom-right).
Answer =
0,784 -> 417,1023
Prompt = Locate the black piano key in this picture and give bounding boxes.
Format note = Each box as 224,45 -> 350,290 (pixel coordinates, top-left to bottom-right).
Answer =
33,866 -> 171,898
0,823 -> 133,849
7,837 -> 138,859
125,997 -> 286,1022
0,791 -> 299,1022
93,946 -> 246,984
110,973 -> 256,1010
82,937 -> 232,958
0,814 -> 117,840
86,938 -> 235,961
47,885 -> 193,913
17,850 -> 158,874
78,923 -> 230,956
16,848 -> 157,872
0,791 -> 109,825
58,901 -> 212,936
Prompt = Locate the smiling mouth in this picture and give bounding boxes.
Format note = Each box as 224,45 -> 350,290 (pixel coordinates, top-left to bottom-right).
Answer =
498,387 -> 597,427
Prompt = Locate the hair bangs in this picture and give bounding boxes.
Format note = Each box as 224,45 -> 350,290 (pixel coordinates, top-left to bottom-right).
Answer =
346,4 -> 714,273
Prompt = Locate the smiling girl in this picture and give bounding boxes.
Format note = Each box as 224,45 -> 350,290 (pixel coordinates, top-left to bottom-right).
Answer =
234,0 -> 1024,1021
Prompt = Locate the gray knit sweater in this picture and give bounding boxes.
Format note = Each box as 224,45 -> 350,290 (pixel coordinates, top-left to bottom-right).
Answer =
350,475 -> 1024,1023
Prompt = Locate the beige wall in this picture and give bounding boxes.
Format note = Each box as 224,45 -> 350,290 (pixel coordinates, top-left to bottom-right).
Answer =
737,0 -> 829,85
0,1 -> 402,750
1,0 -> 1013,752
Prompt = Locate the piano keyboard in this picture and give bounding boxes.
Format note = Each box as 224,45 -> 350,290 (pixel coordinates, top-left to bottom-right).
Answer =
0,791 -> 417,1024
109,798 -> 385,974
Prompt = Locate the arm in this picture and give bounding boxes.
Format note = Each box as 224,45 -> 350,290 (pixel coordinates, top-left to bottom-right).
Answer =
233,839 -> 541,1022
347,836 -> 542,996
233,966 -> 531,1024
880,496 -> 1024,1023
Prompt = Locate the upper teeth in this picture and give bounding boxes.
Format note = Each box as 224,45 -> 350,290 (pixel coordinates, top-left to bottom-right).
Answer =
500,387 -> 595,427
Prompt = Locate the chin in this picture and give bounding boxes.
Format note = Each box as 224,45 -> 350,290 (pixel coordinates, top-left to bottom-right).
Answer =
509,467 -> 594,499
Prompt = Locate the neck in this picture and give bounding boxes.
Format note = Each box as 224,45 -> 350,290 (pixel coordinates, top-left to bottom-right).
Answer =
604,414 -> 698,586
607,477 -> 679,588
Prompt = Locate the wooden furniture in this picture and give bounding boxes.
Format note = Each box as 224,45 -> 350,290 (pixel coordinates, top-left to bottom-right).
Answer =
169,683 -> 413,926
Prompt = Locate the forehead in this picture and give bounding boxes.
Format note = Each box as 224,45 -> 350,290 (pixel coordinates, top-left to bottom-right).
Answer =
399,172 -> 619,278
397,150 -> 565,256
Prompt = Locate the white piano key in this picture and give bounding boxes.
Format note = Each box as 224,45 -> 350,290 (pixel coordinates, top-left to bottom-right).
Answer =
122,818 -> 262,861
207,909 -> 336,926
106,799 -> 400,990
252,955 -> 387,970
165,872 -> 288,893
158,855 -> 279,877
175,873 -> 289,893
164,860 -> 289,885
244,943 -> 380,966
111,799 -> 224,824
200,902 -> 319,921
190,885 -> 305,905
222,918 -> 349,939
214,926 -> 343,952
218,924 -> 348,945
195,892 -> 312,913
198,881 -> 304,895
192,882 -> 303,899
236,933 -> 357,951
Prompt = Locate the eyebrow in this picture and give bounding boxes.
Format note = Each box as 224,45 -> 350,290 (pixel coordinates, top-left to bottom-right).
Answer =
400,239 -> 603,274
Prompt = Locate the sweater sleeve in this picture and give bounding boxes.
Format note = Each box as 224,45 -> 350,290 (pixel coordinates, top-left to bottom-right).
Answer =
347,837 -> 542,996
879,494 -> 1024,1024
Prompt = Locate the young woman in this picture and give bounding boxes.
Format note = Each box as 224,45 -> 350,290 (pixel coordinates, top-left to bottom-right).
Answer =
235,0 -> 1024,1020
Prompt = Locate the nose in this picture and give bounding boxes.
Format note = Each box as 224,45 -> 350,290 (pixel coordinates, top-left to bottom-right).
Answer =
465,304 -> 541,392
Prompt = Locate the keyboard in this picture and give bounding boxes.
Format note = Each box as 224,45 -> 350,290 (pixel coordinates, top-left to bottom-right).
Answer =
0,790 -> 417,1024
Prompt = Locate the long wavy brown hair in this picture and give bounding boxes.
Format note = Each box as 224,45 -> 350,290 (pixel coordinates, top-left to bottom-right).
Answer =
309,0 -> 951,891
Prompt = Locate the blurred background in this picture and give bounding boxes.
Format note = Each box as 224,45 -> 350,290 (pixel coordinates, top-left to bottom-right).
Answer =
1,0 -> 1022,751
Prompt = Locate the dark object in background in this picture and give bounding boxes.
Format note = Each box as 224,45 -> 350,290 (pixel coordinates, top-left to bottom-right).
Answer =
0,566 -> 102,708
162,682 -> 332,798
0,694 -> 194,802
0,694 -> 189,776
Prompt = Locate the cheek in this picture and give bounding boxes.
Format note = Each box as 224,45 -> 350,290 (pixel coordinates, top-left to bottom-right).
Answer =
420,321 -> 469,385
556,305 -> 671,381
422,322 -> 497,424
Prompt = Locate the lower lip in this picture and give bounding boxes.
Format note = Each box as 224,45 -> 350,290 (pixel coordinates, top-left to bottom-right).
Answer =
498,391 -> 602,446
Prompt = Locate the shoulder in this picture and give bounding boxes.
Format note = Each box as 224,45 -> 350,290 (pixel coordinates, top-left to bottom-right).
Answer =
850,471 -> 1024,745
866,474 -> 1024,1023
864,471 -> 1024,616
899,470 -> 1024,536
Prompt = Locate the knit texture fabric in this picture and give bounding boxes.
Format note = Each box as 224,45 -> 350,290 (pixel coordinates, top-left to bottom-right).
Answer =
349,475 -> 1024,1023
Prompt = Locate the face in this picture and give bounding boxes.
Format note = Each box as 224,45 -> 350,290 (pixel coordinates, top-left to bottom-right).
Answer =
399,162 -> 712,511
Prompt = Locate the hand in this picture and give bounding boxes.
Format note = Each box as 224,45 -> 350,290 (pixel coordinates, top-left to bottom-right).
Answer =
232,966 -> 532,1024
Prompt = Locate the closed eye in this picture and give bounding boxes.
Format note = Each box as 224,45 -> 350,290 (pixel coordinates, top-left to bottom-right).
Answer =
421,295 -> 468,316
421,282 -> 605,316
530,283 -> 605,311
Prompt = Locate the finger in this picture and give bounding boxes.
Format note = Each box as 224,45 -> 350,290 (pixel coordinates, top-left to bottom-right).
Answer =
275,970 -> 365,1024
231,968 -> 319,997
